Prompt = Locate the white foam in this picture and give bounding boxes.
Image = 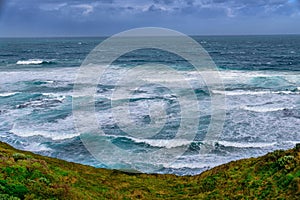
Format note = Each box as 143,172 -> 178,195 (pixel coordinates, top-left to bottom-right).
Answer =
15,94 -> 65,109
11,128 -> 79,140
210,70 -> 300,86
11,115 -> 78,140
212,90 -> 270,96
0,67 -> 77,85
284,141 -> 300,145
273,91 -> 300,95
16,59 -> 47,65
42,93 -> 67,102
134,138 -> 193,149
0,92 -> 19,97
109,135 -> 193,149
23,142 -> 52,152
218,141 -> 277,148
241,105 -> 293,113
44,80 -> 55,84
164,154 -> 232,170
167,162 -> 211,169
212,90 -> 300,96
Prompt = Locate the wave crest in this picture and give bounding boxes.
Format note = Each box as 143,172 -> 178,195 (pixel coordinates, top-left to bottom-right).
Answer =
16,59 -> 55,65
241,105 -> 294,113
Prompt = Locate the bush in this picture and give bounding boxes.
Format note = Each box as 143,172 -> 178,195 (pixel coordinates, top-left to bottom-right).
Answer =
200,176 -> 217,192
277,156 -> 296,170
296,143 -> 300,151
12,153 -> 28,162
0,194 -> 20,200
0,180 -> 28,199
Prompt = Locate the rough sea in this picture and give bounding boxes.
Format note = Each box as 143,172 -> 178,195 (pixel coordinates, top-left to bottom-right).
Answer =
0,35 -> 299,175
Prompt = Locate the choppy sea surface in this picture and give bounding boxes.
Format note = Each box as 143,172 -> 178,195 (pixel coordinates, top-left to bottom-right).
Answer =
0,35 -> 299,175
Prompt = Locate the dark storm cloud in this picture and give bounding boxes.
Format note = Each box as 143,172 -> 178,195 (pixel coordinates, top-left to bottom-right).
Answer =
0,0 -> 299,36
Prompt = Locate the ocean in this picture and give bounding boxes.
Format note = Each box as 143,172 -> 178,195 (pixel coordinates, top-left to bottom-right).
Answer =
0,35 -> 299,175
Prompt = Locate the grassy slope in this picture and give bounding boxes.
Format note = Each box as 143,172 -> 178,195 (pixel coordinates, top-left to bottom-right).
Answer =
0,141 -> 299,200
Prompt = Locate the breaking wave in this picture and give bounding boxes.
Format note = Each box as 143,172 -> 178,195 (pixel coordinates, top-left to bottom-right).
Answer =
16,59 -> 55,65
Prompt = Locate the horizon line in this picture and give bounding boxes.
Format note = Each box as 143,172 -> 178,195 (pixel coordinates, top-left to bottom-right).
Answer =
0,33 -> 300,39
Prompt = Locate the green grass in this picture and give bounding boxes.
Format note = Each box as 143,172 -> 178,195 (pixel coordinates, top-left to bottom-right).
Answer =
0,141 -> 299,199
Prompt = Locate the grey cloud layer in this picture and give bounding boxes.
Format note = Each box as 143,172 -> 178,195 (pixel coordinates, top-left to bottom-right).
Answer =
0,0 -> 299,36
6,0 -> 300,17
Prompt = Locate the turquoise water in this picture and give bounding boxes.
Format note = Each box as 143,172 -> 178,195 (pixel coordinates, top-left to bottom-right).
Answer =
0,36 -> 299,175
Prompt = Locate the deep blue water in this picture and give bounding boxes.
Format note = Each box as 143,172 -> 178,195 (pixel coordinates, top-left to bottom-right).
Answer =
0,35 -> 299,175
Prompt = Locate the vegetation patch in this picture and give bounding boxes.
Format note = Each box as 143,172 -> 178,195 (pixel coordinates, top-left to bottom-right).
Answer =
0,141 -> 299,199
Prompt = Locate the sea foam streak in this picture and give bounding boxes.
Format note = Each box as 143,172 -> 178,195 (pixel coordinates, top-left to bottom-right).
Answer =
218,141 -> 277,148
212,89 -> 300,96
212,90 -> 270,96
104,134 -> 194,149
241,105 -> 294,113
0,92 -> 19,97
11,128 -> 79,140
15,93 -> 66,109
16,59 -> 53,65
23,142 -> 52,152
42,93 -> 67,102
130,137 -> 193,149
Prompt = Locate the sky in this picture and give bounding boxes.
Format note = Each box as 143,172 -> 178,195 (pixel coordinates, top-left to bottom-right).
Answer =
0,0 -> 300,37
